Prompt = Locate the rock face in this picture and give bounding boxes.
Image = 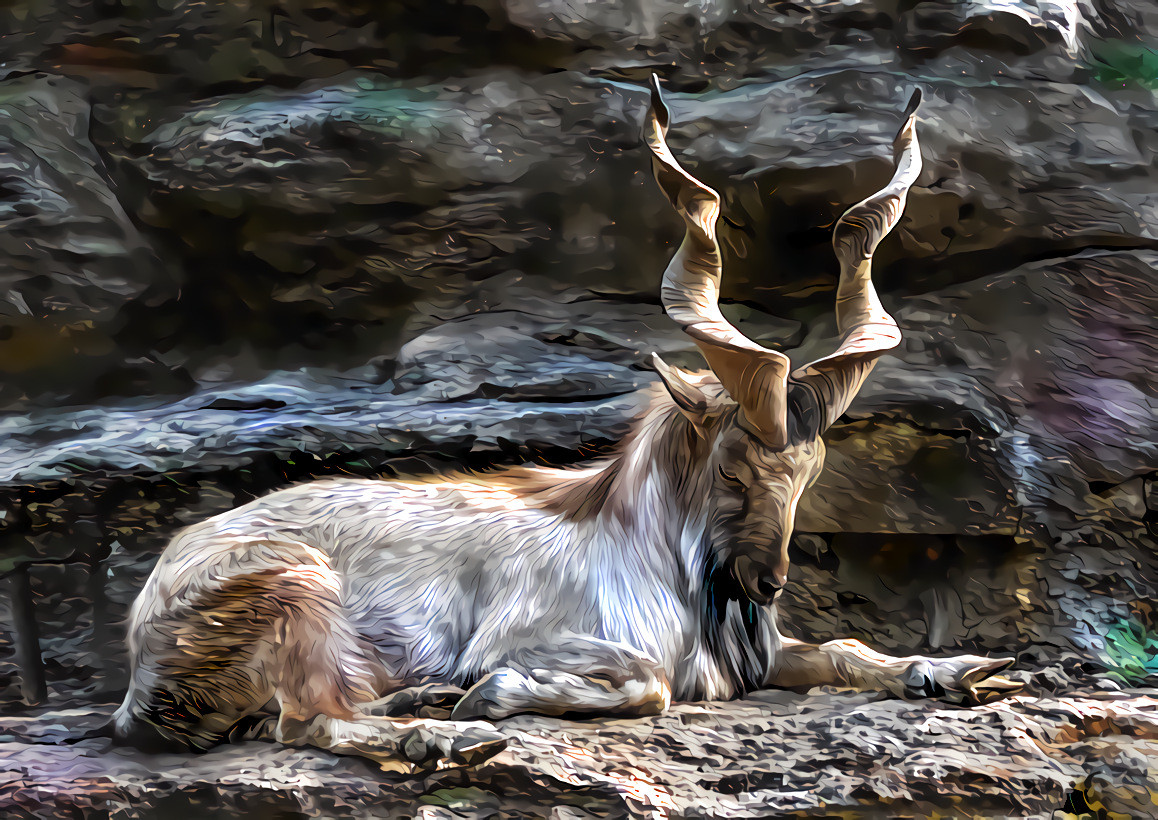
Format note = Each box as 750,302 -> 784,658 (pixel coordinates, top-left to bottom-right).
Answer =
1,0 -> 1158,816
0,74 -> 170,404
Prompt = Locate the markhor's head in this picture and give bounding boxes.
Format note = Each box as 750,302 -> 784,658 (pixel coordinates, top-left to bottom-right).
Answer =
645,76 -> 923,604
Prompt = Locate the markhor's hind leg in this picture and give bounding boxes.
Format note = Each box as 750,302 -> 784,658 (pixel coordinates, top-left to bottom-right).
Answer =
262,561 -> 506,770
115,575 -> 282,751
223,684 -> 504,770
272,632 -> 505,773
122,544 -> 505,769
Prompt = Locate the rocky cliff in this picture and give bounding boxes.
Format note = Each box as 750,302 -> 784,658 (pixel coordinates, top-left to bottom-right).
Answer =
1,0 -> 1157,816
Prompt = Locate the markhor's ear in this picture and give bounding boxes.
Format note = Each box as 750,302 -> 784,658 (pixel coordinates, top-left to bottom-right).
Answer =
651,352 -> 720,424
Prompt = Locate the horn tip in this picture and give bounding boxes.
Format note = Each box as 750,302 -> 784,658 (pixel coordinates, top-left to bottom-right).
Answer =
903,88 -> 922,119
649,74 -> 669,128
894,88 -> 922,154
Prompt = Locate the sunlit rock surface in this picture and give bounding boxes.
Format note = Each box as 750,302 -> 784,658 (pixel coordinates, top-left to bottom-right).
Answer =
2,692 -> 1157,818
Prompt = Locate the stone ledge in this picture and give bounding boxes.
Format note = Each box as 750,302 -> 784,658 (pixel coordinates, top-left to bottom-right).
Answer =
1,690 -> 1156,818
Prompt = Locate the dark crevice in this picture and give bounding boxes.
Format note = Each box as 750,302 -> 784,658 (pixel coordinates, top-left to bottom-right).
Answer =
1062,786 -> 1099,817
881,240 -> 1158,298
480,387 -> 632,404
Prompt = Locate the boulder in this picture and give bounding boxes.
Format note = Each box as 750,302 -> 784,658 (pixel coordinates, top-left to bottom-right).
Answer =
0,74 -> 170,405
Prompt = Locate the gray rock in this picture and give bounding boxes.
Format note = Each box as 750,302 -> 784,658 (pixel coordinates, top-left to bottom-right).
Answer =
1,692 -> 1156,818
96,66 -> 1158,370
0,370 -> 643,489
0,74 -> 169,403
791,250 -> 1158,670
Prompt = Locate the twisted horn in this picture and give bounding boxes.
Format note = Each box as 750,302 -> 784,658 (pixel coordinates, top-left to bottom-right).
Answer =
645,75 -> 792,449
792,89 -> 924,432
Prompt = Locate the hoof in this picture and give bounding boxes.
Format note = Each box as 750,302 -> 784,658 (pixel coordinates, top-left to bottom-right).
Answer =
451,727 -> 508,766
903,656 -> 1025,706
450,669 -> 520,721
963,673 -> 1026,706
902,660 -> 946,700
400,724 -> 507,768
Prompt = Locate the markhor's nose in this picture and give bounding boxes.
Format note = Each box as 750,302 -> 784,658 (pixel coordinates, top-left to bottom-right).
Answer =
732,556 -> 784,604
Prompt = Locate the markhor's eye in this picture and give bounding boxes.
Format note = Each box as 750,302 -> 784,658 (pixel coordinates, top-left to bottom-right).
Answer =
717,466 -> 741,484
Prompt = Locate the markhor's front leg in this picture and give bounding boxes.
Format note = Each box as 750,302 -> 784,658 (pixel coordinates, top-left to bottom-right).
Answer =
451,638 -> 671,720
769,636 -> 1025,706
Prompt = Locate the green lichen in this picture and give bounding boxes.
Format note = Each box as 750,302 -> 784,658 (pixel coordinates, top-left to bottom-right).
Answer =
1103,616 -> 1158,684
1090,41 -> 1158,91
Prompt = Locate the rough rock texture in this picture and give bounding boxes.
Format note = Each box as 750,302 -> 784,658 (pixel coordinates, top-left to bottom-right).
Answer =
2,691 -> 1157,818
0,74 -> 169,403
2,0 -> 1158,816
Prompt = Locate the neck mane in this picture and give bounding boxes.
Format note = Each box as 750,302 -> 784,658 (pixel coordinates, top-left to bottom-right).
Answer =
509,385 -> 710,528
495,385 -> 777,698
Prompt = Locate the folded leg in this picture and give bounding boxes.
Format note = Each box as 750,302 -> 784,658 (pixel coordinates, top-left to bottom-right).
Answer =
452,637 -> 671,720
